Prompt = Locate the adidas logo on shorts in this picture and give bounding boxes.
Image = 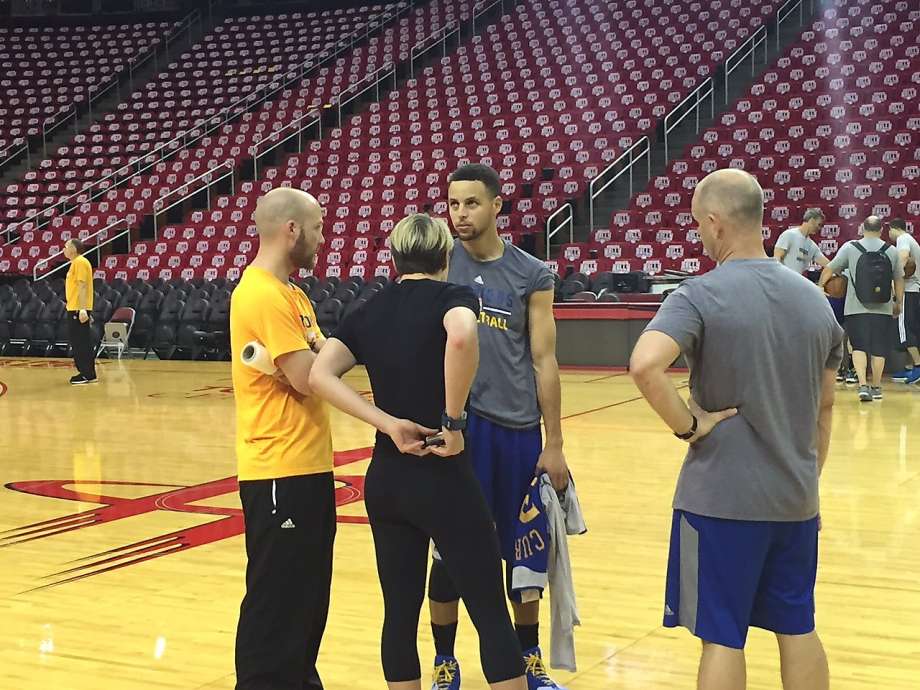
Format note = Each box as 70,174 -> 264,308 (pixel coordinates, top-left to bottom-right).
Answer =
281,518 -> 296,529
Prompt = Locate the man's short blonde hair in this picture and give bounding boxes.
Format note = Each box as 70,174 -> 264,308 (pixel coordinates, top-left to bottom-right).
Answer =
390,213 -> 453,275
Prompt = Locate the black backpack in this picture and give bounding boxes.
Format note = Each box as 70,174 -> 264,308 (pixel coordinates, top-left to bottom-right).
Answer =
853,242 -> 893,304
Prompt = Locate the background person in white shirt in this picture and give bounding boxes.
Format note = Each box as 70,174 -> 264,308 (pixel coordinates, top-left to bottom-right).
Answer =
774,208 -> 830,274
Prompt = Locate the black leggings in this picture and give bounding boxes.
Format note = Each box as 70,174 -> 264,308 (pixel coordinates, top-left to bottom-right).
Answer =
364,446 -> 524,684
429,552 -> 517,603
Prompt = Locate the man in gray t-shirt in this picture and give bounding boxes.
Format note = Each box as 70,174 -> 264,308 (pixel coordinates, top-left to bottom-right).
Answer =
819,215 -> 904,401
631,169 -> 842,689
426,163 -> 569,687
449,238 -> 554,428
773,208 -> 830,274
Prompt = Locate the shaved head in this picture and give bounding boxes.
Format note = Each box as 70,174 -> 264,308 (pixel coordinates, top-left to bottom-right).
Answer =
251,187 -> 325,272
691,169 -> 767,263
253,187 -> 321,238
862,215 -> 882,234
693,169 -> 765,231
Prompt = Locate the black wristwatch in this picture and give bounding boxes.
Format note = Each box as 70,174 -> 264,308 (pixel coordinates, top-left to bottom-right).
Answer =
442,411 -> 468,431
674,415 -> 698,441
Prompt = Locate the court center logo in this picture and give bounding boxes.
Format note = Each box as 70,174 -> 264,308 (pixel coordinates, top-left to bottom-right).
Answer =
1,447 -> 372,592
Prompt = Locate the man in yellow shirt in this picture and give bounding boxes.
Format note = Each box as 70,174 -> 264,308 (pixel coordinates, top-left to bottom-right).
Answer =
230,187 -> 334,690
63,239 -> 97,384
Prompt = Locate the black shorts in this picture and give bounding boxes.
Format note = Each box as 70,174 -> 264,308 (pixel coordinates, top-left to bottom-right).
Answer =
845,313 -> 894,358
898,292 -> 920,349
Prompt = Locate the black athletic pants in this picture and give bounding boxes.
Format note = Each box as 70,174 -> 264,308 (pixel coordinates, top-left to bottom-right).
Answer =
365,446 -> 524,684
235,472 -> 336,690
899,292 -> 920,349
67,311 -> 96,379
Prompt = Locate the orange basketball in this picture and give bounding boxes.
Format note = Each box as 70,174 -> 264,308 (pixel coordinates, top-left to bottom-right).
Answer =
906,258 -> 917,278
825,275 -> 847,299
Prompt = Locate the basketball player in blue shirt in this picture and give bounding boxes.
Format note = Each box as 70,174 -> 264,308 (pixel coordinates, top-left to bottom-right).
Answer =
427,164 -> 570,690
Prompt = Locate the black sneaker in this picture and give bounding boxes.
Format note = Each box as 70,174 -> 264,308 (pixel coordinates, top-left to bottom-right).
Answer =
70,375 -> 95,385
836,368 -> 845,382
845,370 -> 858,384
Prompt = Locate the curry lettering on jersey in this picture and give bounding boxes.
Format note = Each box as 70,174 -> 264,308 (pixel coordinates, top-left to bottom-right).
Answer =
514,484 -> 548,563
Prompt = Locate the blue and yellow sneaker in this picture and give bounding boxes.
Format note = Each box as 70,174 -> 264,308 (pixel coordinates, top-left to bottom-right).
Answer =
523,647 -> 567,690
431,655 -> 461,690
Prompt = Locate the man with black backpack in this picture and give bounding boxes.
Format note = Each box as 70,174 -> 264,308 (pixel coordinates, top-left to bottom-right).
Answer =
819,216 -> 904,402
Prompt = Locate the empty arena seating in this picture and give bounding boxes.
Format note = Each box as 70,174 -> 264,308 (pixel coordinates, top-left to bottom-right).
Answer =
6,0 -> 918,293
76,0 -> 780,284
0,0 -> 480,278
0,20 -> 176,164
0,6 -> 388,230
576,0 -> 919,280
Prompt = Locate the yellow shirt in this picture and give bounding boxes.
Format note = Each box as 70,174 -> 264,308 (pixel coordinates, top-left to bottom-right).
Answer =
230,266 -> 332,481
65,255 -> 94,311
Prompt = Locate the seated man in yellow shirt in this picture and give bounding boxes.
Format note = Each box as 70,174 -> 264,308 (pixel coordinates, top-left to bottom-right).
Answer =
230,188 -> 334,690
63,238 -> 97,384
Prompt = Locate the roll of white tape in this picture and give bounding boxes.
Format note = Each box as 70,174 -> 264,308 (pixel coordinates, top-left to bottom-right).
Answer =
241,340 -> 277,375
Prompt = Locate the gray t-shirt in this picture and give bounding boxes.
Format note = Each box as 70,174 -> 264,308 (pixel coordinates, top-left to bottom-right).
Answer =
775,227 -> 822,273
825,236 -> 903,316
644,260 -> 844,522
896,233 -> 920,293
448,239 -> 554,428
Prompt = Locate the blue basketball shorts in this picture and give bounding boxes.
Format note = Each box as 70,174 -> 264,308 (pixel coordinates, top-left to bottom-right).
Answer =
663,509 -> 819,649
466,411 -> 543,566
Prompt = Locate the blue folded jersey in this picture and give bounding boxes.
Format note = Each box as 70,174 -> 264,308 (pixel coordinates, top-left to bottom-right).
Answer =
511,475 -> 549,602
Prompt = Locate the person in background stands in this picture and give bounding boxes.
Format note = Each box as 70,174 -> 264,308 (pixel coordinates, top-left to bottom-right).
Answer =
773,208 -> 830,275
63,238 -> 97,385
819,216 -> 904,402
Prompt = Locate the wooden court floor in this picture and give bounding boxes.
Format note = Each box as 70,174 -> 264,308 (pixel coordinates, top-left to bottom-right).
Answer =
0,357 -> 918,689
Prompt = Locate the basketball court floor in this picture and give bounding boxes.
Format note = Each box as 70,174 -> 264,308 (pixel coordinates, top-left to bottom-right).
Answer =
0,357 -> 918,689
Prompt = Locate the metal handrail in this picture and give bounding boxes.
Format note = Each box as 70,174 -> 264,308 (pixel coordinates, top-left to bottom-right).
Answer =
41,105 -> 79,158
473,0 -> 505,34
588,137 -> 651,232
41,9 -> 203,157
33,218 -> 131,281
775,0 -> 806,49
0,140 -> 29,172
663,78 -> 714,162
545,203 -> 573,259
6,13 -> 210,243
336,63 -> 397,128
252,110 -> 322,180
3,2 -> 416,246
724,25 -> 768,103
127,9 -> 201,91
206,0 -> 220,25
152,160 -> 236,239
409,22 -> 461,79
